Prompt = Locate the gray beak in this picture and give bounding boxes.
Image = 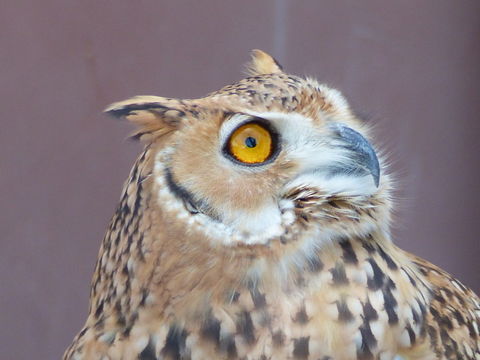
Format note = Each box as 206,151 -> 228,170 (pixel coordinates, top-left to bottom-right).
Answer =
328,123 -> 380,187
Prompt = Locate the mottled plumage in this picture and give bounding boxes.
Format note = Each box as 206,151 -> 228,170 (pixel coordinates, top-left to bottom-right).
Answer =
64,50 -> 479,360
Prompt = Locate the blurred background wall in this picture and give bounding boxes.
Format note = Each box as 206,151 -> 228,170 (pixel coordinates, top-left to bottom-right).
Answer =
1,1 -> 479,358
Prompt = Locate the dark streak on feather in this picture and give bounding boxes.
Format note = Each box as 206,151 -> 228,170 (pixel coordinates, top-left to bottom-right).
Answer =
366,258 -> 385,290
337,299 -> 354,322
160,327 -> 188,359
339,238 -> 358,264
292,337 -> 309,359
293,306 -> 309,324
330,263 -> 349,286
200,315 -> 221,347
236,311 -> 256,345
219,334 -> 237,357
362,300 -> 378,322
377,246 -> 398,270
272,330 -> 285,346
139,337 -> 156,360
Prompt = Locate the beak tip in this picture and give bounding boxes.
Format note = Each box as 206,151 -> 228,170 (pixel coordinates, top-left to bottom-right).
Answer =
329,122 -> 381,189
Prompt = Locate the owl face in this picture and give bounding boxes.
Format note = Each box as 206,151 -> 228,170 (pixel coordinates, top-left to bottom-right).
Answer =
107,50 -> 390,248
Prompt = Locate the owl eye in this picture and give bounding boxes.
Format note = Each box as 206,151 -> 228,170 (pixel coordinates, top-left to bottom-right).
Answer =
224,120 -> 278,165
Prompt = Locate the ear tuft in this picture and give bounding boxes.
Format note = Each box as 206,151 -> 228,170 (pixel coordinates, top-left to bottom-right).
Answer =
105,96 -> 186,141
245,49 -> 284,76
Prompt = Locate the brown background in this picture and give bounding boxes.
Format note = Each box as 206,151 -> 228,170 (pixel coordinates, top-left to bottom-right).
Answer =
1,1 -> 479,359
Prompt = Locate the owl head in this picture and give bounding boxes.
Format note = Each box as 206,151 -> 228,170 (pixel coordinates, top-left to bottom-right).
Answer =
106,50 -> 391,254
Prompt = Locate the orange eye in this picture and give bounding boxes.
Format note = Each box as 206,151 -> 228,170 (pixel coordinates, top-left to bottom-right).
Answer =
226,122 -> 275,164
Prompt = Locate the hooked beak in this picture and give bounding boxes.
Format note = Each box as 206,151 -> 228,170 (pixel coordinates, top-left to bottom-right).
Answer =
328,123 -> 380,187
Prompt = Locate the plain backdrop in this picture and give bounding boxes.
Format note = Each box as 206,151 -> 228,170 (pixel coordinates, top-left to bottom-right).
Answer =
0,1 -> 479,359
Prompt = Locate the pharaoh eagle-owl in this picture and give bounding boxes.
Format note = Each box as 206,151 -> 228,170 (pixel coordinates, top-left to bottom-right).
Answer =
64,50 -> 479,360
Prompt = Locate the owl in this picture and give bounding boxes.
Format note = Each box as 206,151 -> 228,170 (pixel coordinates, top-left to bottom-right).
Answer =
64,50 -> 479,360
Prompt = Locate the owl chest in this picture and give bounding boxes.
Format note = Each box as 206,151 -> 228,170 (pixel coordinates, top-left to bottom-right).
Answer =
161,285 -> 400,360
130,237 -> 418,359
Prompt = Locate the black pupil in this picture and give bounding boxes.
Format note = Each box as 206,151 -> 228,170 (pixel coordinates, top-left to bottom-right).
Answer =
245,137 -> 257,148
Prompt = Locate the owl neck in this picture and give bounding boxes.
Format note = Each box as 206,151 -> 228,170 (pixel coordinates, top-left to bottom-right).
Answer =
84,147 -> 422,336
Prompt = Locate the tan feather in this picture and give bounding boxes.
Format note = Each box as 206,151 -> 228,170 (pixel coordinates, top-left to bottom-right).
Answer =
245,49 -> 284,76
105,96 -> 187,141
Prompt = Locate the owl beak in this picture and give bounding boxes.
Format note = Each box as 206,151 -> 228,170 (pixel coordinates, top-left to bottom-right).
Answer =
328,123 -> 380,187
